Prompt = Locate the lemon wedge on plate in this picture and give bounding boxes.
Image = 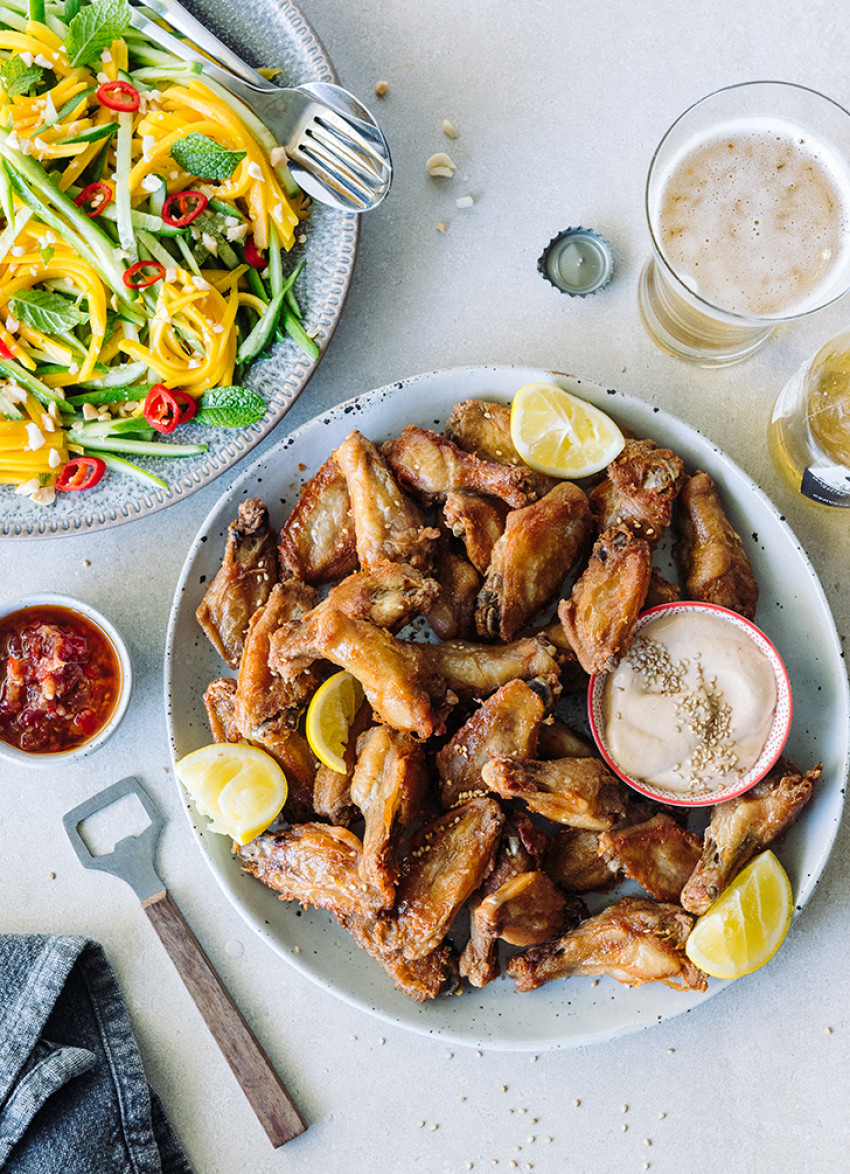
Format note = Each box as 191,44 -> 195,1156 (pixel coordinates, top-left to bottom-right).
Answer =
305,671 -> 365,773
510,381 -> 625,478
685,850 -> 793,979
174,743 -> 287,845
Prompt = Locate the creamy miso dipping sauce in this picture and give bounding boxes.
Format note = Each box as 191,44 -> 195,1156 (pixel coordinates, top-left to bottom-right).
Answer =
603,610 -> 778,795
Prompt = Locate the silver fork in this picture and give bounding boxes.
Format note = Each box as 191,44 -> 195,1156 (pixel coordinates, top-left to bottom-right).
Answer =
128,2 -> 392,211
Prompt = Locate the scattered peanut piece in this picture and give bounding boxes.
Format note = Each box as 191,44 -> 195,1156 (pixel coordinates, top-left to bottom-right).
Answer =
375,80 -> 388,97
442,118 -> 458,138
427,151 -> 456,178
456,194 -> 474,208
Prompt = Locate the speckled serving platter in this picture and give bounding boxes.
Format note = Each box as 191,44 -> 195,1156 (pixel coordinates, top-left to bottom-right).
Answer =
165,365 -> 849,1050
1,0 -> 358,539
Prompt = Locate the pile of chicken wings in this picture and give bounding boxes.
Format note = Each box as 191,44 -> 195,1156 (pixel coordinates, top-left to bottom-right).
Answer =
194,398 -> 819,1002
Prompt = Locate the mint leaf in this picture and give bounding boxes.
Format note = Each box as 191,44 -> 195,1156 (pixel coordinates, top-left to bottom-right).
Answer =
170,134 -> 246,180
195,386 -> 265,428
0,56 -> 44,98
9,290 -> 88,333
66,0 -> 131,69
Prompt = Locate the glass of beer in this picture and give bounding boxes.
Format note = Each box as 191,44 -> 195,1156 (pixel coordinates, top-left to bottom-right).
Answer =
638,82 -> 850,366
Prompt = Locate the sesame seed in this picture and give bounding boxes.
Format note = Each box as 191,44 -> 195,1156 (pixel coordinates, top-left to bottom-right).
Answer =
622,1104 -> 629,1112
622,1124 -> 628,1133
574,1099 -> 581,1107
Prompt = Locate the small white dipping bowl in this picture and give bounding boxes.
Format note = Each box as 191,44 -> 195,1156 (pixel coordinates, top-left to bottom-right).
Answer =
0,593 -> 133,768
588,601 -> 793,807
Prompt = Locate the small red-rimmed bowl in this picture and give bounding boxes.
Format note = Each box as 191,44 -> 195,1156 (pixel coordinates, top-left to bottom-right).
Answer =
587,601 -> 793,807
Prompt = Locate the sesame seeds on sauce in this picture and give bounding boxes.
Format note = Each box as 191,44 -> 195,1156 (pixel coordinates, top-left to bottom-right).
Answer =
602,610 -> 778,796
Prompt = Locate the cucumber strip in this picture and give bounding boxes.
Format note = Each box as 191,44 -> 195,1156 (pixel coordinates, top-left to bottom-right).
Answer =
79,360 -> 150,388
78,436 -> 208,457
0,7 -> 29,32
136,228 -> 178,269
114,110 -> 136,258
246,266 -> 269,302
0,159 -> 14,225
30,86 -> 96,136
68,384 -> 152,405
267,221 -> 283,296
0,205 -> 31,264
28,0 -> 45,23
0,386 -> 25,419
0,355 -> 68,406
87,449 -> 169,488
148,175 -> 167,219
281,310 -> 319,360
174,232 -> 202,276
207,197 -> 246,222
60,122 -> 119,145
236,289 -> 284,365
70,416 -> 155,439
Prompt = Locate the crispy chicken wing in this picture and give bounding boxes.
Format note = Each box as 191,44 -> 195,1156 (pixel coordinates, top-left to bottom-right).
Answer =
236,824 -> 384,919
473,871 -> 576,947
444,398 -> 559,499
675,471 -> 759,619
680,758 -> 820,914
384,425 -> 534,509
335,912 -> 459,1001
442,491 -> 509,575
195,498 -> 278,669
426,534 -> 481,641
558,524 -> 652,675
475,482 -> 593,642
234,580 -> 318,741
350,725 -> 430,908
273,608 -> 453,739
419,634 -> 561,703
335,430 -> 439,571
543,827 -> 621,894
537,717 -> 595,759
598,814 -> 703,903
589,439 -> 686,546
312,698 -> 373,827
278,455 -> 357,584
390,797 -> 504,960
645,568 -> 682,608
482,755 -> 627,830
436,677 -> 549,809
203,676 -> 241,743
506,896 -> 707,992
460,813 -> 546,987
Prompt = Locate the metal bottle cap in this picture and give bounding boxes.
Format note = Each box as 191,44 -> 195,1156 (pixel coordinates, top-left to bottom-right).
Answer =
538,227 -> 614,296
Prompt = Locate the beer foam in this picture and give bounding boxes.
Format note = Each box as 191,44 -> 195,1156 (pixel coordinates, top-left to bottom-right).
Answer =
654,118 -> 850,317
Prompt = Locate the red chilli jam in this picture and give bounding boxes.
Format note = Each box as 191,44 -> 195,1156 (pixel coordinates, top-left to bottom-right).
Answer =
0,605 -> 122,754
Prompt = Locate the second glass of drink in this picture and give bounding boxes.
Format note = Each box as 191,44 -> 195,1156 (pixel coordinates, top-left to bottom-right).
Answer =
638,81 -> 850,366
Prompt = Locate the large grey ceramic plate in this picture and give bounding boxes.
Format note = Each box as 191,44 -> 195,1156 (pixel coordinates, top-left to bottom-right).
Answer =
1,0 -> 358,539
165,365 -> 849,1050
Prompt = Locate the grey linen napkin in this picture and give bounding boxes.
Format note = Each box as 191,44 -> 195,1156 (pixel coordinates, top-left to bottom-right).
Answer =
0,935 -> 191,1174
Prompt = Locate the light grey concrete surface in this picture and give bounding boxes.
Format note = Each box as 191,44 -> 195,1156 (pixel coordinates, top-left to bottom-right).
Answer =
2,2 -> 850,1172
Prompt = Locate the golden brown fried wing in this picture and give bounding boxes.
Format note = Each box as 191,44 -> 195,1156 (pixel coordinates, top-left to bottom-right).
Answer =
543,827 -> 621,894
312,698 -> 373,828
442,491 -> 509,575
473,871 -> 575,947
384,425 -> 534,509
558,524 -> 652,675
436,677 -> 549,809
425,534 -> 481,641
273,608 -> 453,739
203,677 -> 240,743
278,455 -> 358,584
460,813 -> 546,987
537,717 -> 595,759
420,634 -> 561,703
350,726 -> 430,908
680,758 -> 820,914
236,824 -> 384,919
589,438 -> 686,546
645,569 -> 682,608
195,498 -> 278,669
598,814 -> 703,903
390,797 -> 504,960
444,398 -> 559,499
475,482 -> 593,642
675,471 -> 759,619
234,580 -> 318,741
335,912 -> 459,1001
335,430 -> 439,571
482,755 -> 627,830
506,896 -> 707,992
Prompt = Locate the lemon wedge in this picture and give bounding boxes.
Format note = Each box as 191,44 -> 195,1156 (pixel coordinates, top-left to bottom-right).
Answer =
305,671 -> 365,773
685,850 -> 793,979
509,381 -> 625,478
174,743 -> 287,846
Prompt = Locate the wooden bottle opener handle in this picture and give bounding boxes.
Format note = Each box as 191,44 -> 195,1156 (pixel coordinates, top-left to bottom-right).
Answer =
142,888 -> 306,1147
